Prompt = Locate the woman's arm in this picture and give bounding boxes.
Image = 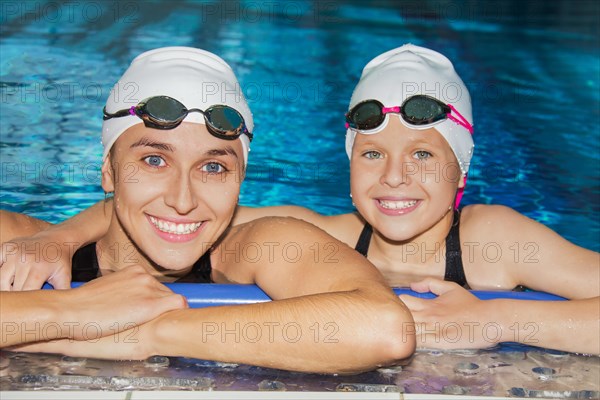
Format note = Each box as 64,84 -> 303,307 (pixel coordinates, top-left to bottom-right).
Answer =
1,265 -> 186,347
14,218 -> 416,374
0,202 -> 113,290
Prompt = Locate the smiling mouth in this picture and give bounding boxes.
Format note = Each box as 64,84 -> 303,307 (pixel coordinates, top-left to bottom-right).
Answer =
148,216 -> 203,235
377,199 -> 418,210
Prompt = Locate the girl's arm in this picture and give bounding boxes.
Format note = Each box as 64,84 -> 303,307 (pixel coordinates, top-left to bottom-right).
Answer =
402,205 -> 600,354
402,278 -> 599,354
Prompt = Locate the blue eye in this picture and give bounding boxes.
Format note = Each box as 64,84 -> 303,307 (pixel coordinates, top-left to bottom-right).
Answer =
202,162 -> 226,173
144,155 -> 166,167
413,150 -> 432,160
363,151 -> 383,159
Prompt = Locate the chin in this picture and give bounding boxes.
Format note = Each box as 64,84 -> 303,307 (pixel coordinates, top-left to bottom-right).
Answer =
375,223 -> 420,243
157,254 -> 202,271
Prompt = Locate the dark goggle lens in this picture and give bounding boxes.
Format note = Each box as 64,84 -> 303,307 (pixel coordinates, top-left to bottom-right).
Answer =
205,105 -> 244,135
350,101 -> 385,130
144,97 -> 186,123
402,96 -> 448,125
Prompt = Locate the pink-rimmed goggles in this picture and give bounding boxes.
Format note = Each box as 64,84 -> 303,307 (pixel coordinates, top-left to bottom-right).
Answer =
345,95 -> 473,134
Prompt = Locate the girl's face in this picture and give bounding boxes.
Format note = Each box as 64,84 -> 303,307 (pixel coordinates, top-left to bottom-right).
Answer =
350,116 -> 464,242
102,122 -> 244,271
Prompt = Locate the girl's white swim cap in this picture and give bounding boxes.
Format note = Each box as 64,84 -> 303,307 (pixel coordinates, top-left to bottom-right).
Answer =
345,44 -> 474,174
102,47 -> 253,165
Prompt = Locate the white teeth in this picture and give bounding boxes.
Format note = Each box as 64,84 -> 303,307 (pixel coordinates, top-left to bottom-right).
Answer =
149,216 -> 202,235
379,200 -> 417,210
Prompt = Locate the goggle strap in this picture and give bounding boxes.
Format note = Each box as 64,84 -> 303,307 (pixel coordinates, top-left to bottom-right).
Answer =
454,174 -> 468,209
447,104 -> 473,134
128,106 -> 137,116
382,106 -> 400,114
103,106 -> 134,120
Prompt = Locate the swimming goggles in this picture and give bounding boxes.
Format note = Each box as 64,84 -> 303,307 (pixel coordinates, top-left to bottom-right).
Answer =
345,95 -> 473,134
103,95 -> 253,141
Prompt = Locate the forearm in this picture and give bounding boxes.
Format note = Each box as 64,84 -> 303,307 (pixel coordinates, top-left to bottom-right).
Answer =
0,291 -> 66,347
42,200 -> 112,246
0,210 -> 50,243
148,290 -> 414,374
493,297 -> 600,354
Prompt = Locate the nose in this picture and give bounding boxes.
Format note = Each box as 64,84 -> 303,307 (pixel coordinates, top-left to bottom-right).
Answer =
380,156 -> 412,188
164,171 -> 198,215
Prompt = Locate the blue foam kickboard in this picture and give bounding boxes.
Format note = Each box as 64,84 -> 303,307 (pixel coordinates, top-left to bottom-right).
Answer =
42,282 -> 566,308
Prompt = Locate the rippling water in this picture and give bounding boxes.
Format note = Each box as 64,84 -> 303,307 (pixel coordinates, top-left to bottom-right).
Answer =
1,0 -> 598,251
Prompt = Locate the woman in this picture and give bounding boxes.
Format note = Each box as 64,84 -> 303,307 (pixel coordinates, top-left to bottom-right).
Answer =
0,47 -> 415,373
3,45 -> 598,354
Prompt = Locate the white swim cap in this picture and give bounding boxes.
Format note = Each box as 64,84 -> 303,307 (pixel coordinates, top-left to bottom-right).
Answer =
345,44 -> 474,174
102,47 -> 253,165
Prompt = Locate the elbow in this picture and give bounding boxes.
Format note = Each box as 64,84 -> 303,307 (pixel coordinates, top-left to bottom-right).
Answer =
378,303 -> 416,364
361,301 -> 416,370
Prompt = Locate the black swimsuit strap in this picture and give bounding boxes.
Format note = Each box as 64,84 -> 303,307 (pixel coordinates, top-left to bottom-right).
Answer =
353,209 -> 467,287
444,209 -> 467,287
179,251 -> 213,283
71,243 -> 213,283
71,242 -> 101,281
355,222 -> 373,257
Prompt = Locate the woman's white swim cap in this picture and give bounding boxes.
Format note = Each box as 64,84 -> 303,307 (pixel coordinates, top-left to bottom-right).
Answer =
345,44 -> 474,174
102,47 -> 253,165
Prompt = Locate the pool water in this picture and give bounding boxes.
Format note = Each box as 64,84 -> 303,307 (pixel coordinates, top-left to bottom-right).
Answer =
1,0 -> 599,251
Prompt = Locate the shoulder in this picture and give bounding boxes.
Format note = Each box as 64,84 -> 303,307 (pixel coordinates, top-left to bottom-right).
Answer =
234,207 -> 365,248
210,216 -> 356,284
461,203 -> 526,222
234,205 -> 324,227
319,213 -> 366,247
458,204 -> 537,289
213,217 -> 335,268
460,204 -> 535,238
232,216 -> 333,242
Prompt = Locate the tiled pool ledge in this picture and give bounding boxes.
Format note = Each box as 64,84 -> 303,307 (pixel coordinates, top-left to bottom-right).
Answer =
0,392 -> 521,399
1,347 -> 598,398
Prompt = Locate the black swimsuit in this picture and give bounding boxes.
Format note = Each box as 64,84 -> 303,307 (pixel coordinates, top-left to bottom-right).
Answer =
354,209 -> 468,287
71,243 -> 213,283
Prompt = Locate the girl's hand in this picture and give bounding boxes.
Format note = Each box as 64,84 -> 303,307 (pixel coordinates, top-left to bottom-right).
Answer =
0,233 -> 74,290
400,278 -> 500,349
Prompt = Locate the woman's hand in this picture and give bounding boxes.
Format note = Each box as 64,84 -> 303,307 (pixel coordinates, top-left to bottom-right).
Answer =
60,265 -> 188,341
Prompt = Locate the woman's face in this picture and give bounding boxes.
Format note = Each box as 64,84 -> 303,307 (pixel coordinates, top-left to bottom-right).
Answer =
102,122 -> 244,270
350,115 -> 464,242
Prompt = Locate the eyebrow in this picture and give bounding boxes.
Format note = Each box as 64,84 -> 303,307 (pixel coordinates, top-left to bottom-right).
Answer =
130,137 -> 174,152
205,146 -> 238,159
130,138 -> 239,159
